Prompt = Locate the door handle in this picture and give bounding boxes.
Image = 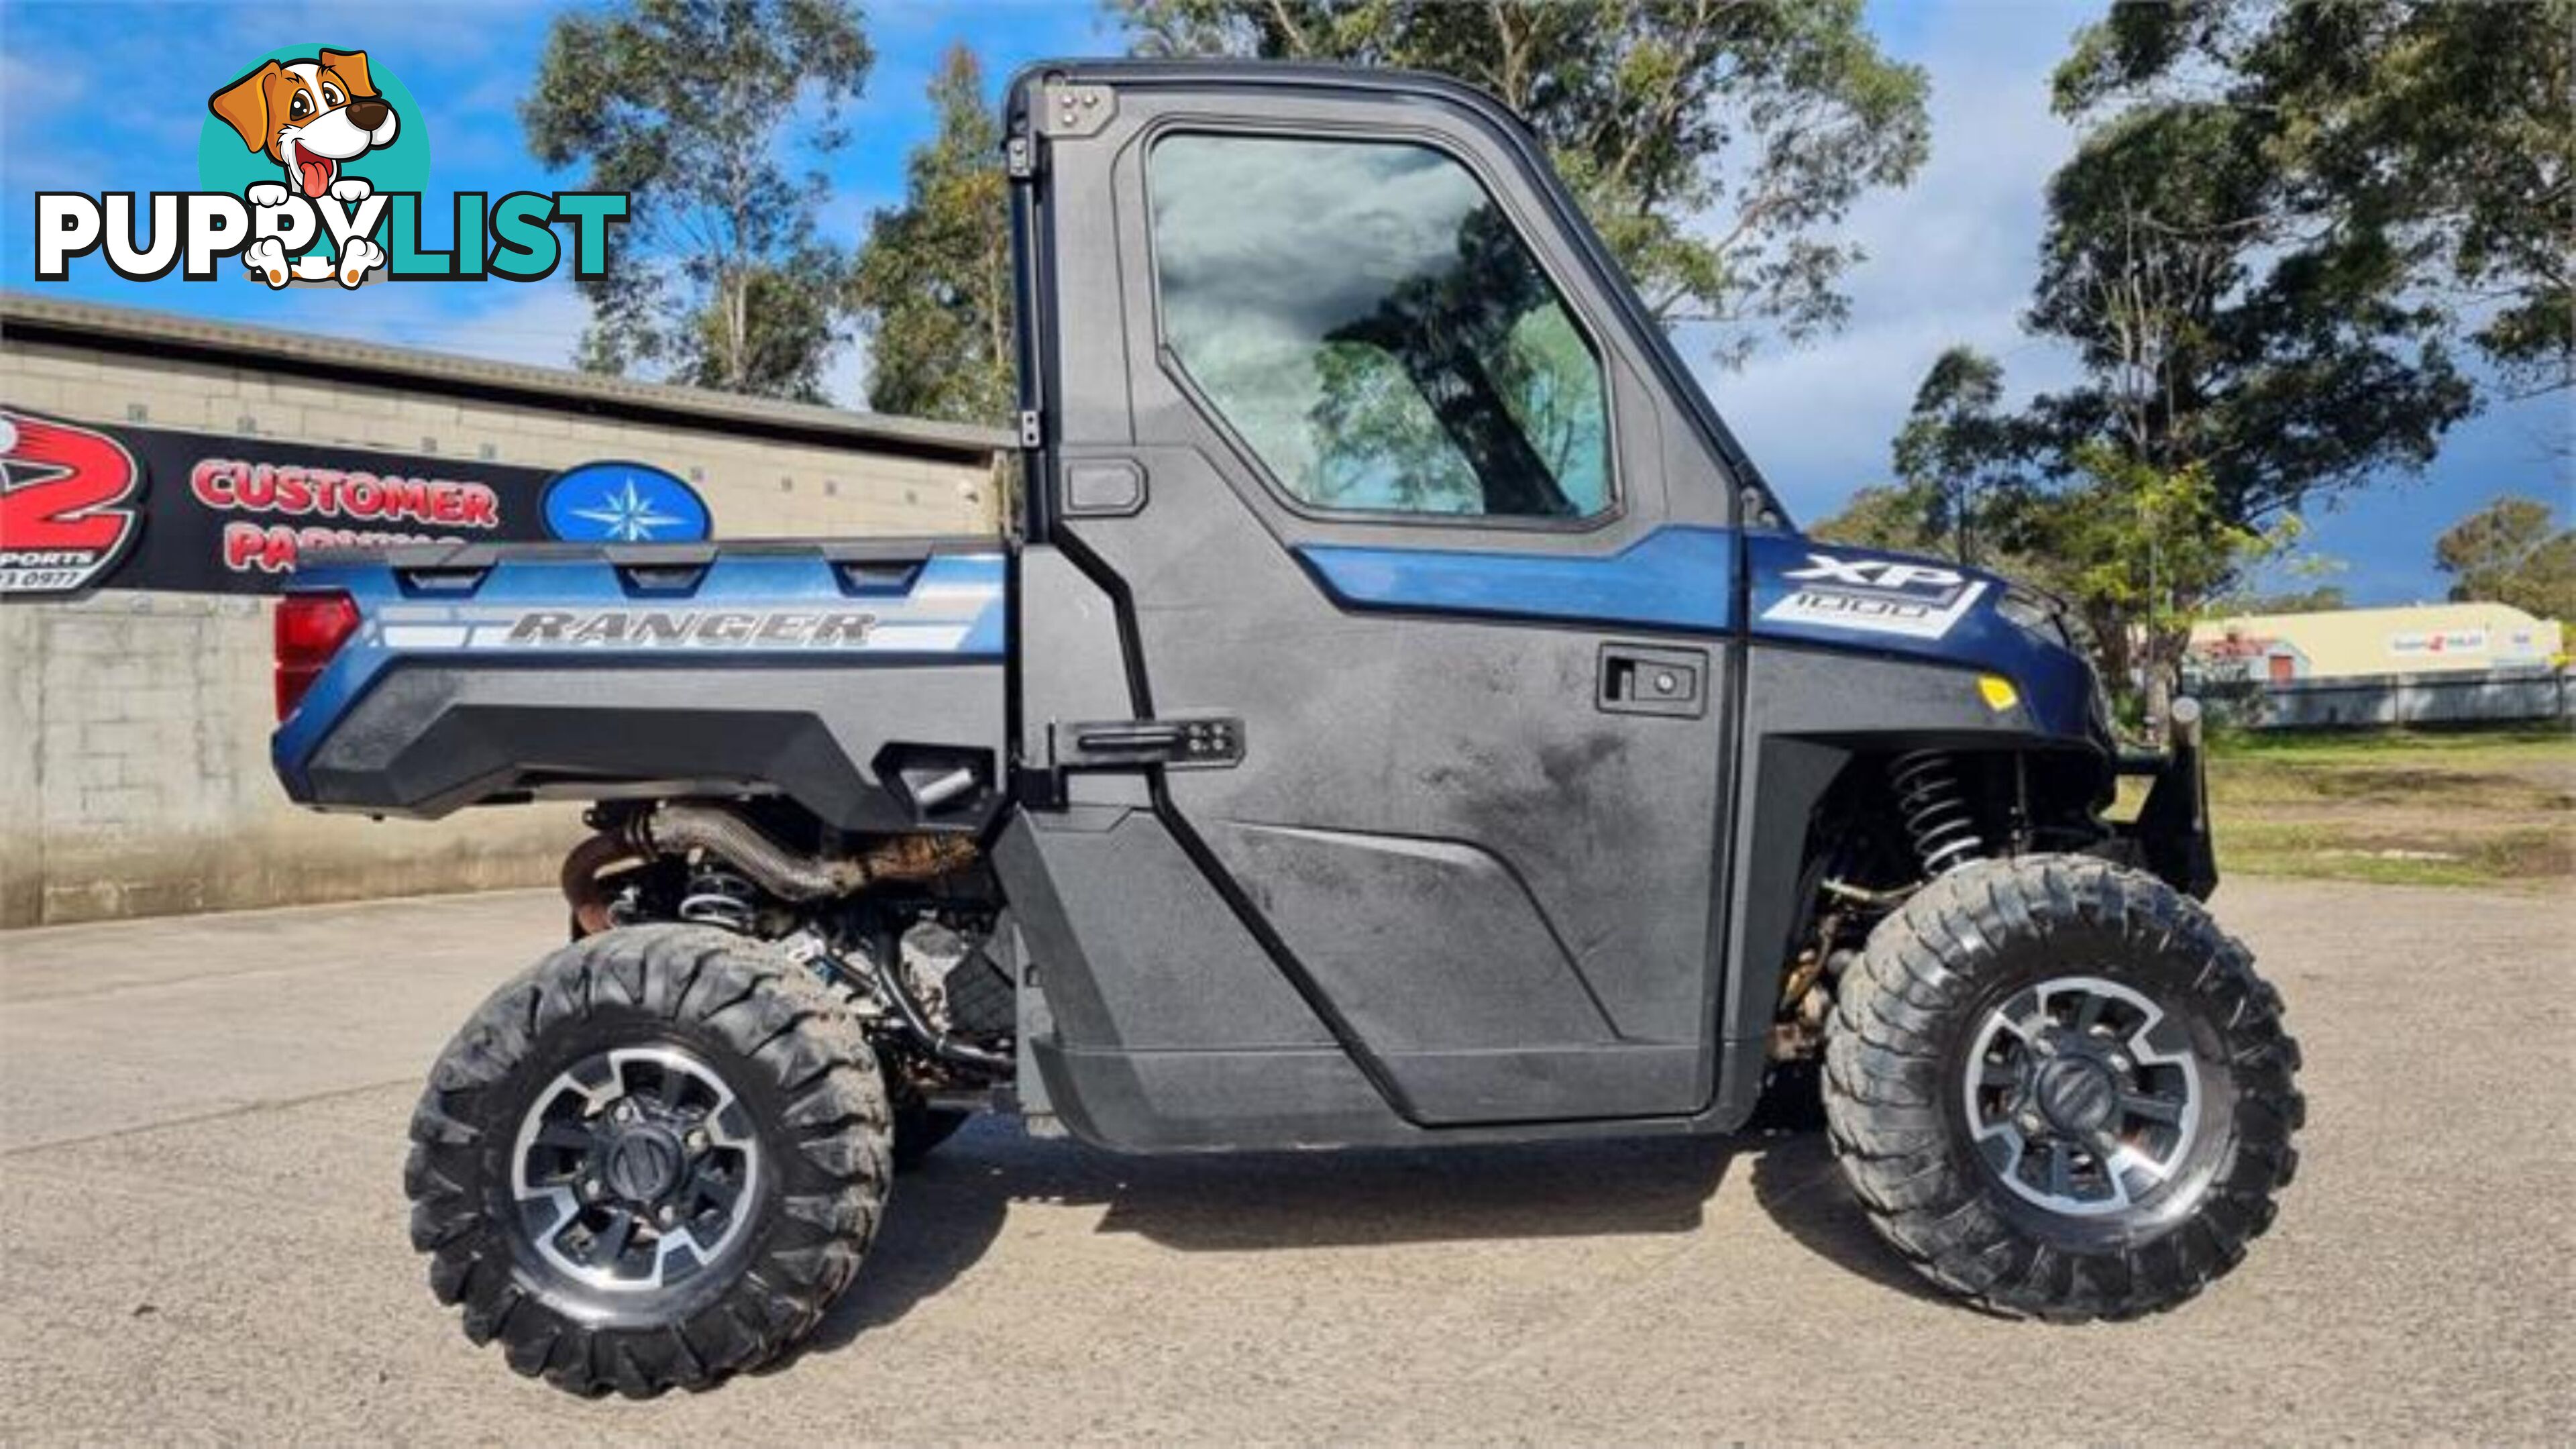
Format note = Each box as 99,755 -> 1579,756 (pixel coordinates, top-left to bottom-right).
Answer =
1073,723 -> 1186,752
1058,716 -> 1245,768
1597,645 -> 1707,718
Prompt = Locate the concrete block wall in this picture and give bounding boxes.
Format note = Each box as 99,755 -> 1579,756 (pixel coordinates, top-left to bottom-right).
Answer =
0,591 -> 585,926
1,323 -> 1005,926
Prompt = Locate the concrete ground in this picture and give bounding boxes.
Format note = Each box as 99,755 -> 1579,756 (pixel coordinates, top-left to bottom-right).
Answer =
1,877 -> 2568,1444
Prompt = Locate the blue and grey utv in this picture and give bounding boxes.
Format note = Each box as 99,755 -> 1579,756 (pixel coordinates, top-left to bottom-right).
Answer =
274,62 -> 2300,1396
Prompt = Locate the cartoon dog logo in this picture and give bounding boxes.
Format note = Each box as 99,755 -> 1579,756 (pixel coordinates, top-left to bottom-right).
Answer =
207,50 -> 396,288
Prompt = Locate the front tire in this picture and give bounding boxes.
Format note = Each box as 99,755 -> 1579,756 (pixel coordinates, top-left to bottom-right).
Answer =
1823,856 -> 2302,1320
405,925 -> 892,1395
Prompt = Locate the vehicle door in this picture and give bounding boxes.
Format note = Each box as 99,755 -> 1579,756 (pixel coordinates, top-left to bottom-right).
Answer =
1021,67 -> 1756,1124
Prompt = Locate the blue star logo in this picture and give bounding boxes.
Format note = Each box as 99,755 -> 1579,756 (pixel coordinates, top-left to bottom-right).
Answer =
541,462 -> 711,543
570,479 -> 684,541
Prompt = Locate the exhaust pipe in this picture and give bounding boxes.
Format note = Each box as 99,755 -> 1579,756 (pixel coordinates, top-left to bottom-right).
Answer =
561,804 -> 975,932
642,804 -> 876,901
561,830 -> 645,936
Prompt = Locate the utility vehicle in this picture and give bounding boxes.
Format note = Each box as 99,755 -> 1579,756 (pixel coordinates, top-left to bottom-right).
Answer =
272,61 -> 2301,1397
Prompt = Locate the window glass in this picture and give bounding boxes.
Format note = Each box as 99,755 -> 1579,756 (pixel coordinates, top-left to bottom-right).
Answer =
1149,133 -> 1611,520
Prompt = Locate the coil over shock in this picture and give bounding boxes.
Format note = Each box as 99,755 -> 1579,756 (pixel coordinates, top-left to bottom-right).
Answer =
678,865 -> 760,932
1888,751 -> 1987,876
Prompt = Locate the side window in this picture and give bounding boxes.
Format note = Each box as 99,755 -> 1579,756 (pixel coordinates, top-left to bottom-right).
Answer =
1149,133 -> 1611,521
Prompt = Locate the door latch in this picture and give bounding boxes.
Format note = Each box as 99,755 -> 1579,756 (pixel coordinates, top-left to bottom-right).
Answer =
1055,716 -> 1244,769
1597,645 -> 1707,718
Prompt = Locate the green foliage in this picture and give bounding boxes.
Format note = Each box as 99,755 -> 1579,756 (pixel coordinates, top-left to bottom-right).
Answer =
2023,92 -> 2471,524
1878,1 -> 2544,730
526,0 -> 874,401
1887,345 -> 2030,562
2016,449 -> 2298,729
2218,548 -> 2350,616
2220,584 -> 2347,616
2055,0 -> 2575,399
2046,447 -> 2298,641
1807,482 -> 1942,553
849,45 -> 1017,425
1116,0 -> 1930,366
2435,495 -> 2576,622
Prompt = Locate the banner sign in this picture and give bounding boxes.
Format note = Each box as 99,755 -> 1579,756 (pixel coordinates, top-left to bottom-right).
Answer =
2389,628 -> 2488,659
1,409 -> 704,598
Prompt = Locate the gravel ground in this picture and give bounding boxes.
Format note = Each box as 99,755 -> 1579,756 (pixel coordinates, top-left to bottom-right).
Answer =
1,877 -> 2569,1444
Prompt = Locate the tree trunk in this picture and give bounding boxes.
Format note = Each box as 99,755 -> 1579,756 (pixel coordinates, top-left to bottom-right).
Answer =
2140,623 -> 2188,745
2143,660 -> 2174,747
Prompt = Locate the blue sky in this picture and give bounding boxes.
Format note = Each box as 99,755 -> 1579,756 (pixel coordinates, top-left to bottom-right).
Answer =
4,0 -> 2565,602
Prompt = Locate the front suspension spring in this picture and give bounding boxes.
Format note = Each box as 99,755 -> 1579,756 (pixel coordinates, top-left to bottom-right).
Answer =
1888,751 -> 1987,876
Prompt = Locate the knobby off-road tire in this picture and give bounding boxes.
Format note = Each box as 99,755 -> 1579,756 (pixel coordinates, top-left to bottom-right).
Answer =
1823,855 -> 2302,1320
405,925 -> 892,1396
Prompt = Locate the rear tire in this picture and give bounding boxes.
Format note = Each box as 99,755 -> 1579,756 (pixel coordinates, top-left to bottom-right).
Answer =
405,924 -> 892,1395
1823,855 -> 2302,1320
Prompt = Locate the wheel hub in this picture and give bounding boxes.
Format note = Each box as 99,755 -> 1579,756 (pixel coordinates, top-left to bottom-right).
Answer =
602,1124 -> 686,1203
2033,1054 -> 2121,1136
1962,976 -> 2202,1217
509,1044 -> 760,1292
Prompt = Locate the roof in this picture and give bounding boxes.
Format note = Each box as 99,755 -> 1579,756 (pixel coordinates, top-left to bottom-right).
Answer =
0,292 -> 1012,464
2191,600 -> 2551,641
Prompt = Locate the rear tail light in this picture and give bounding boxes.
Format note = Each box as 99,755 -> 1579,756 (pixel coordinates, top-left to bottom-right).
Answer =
274,590 -> 360,720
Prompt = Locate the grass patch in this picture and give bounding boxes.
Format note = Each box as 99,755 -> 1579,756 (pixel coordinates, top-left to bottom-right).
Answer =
2210,722 -> 2575,771
2219,821 -> 2572,888
2191,724 -> 2574,888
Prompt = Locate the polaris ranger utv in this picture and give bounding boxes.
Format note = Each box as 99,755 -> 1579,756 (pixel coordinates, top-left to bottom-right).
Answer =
273,61 -> 2301,1395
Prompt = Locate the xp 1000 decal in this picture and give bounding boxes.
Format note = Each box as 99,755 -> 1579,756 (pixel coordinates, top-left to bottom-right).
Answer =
1762,552 -> 1989,641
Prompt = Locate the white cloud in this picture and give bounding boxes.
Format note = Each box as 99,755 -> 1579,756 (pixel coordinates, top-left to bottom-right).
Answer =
1705,5 -> 2089,523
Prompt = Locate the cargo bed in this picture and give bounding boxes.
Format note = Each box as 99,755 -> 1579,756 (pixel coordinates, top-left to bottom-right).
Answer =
272,537 -> 1009,834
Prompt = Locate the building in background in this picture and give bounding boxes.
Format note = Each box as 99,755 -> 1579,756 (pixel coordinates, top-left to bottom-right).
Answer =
2,295 -> 1008,926
2192,601 -> 2562,682
2189,601 -> 2567,731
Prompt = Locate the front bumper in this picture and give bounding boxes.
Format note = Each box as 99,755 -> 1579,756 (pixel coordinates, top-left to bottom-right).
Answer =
2112,699 -> 2218,899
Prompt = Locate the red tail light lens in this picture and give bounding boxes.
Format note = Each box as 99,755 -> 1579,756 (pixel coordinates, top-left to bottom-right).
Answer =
274,591 -> 360,720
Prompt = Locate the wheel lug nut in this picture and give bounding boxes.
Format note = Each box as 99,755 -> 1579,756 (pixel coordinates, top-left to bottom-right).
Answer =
583,1178 -> 602,1198
685,1130 -> 707,1152
657,1205 -> 678,1227
2019,1111 -> 2044,1134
